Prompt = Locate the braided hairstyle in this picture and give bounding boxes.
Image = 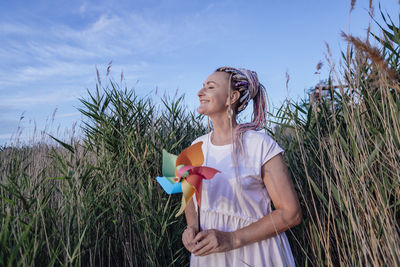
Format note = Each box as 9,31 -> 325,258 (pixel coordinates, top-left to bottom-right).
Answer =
215,66 -> 269,135
212,66 -> 269,181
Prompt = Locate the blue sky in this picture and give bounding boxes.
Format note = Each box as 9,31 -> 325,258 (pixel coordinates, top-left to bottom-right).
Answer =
1,0 -> 399,145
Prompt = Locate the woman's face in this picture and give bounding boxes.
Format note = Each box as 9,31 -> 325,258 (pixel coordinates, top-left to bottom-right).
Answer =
197,71 -> 230,116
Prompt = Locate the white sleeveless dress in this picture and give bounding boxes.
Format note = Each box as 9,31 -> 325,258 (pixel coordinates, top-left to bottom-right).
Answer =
190,130 -> 295,267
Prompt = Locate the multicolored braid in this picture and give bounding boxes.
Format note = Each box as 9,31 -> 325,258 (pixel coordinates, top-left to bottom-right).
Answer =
214,66 -> 269,159
215,66 -> 269,131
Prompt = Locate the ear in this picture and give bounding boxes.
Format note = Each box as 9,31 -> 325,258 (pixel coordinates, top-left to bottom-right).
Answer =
230,90 -> 240,105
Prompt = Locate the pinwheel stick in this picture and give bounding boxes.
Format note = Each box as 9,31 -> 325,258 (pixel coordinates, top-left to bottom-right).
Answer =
197,203 -> 201,232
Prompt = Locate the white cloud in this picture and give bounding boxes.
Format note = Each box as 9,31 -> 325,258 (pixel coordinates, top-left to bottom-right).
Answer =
0,8 -> 185,88
0,22 -> 35,35
0,59 -> 147,88
55,112 -> 80,119
0,2 -> 235,113
78,2 -> 87,15
0,133 -> 12,139
0,90 -> 77,108
2,4 -> 228,64
56,13 -> 175,55
0,62 -> 90,87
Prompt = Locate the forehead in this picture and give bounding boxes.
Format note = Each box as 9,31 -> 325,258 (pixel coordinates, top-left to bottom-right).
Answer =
205,71 -> 230,84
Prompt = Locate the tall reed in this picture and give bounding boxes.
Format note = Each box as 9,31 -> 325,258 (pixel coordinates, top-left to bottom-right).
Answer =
273,10 -> 400,266
1,7 -> 400,267
0,82 -> 206,266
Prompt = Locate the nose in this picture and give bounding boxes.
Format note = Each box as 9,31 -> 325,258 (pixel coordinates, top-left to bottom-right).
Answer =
197,86 -> 206,98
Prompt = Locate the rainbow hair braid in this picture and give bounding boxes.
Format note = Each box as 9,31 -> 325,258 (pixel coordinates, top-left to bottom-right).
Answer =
212,66 -> 269,187
215,66 -> 269,142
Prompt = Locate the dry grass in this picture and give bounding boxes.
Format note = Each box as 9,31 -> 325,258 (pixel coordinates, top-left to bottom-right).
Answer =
1,3 -> 400,267
273,10 -> 400,266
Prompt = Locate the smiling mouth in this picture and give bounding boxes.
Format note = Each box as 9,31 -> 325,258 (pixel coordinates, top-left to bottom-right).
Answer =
199,100 -> 209,103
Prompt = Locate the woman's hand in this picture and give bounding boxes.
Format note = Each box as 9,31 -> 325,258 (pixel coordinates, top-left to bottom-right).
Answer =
191,229 -> 237,256
182,225 -> 198,252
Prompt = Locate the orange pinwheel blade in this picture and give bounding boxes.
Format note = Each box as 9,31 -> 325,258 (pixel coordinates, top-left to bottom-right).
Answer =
175,142 -> 204,176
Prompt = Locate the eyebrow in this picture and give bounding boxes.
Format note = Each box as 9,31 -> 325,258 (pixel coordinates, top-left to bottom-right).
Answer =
203,81 -> 217,86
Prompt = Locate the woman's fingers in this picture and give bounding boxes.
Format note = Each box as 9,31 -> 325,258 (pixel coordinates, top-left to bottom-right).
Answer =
182,227 -> 197,252
191,229 -> 235,255
182,234 -> 190,249
192,230 -> 214,255
192,236 -> 211,255
193,230 -> 208,243
193,241 -> 215,256
183,236 -> 194,251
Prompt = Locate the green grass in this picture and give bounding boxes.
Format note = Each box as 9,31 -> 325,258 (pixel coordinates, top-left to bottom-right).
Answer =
0,88 -> 206,266
1,7 -> 400,267
272,10 -> 400,266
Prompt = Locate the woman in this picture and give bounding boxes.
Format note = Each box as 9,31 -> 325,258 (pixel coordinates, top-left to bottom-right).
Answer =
182,67 -> 302,266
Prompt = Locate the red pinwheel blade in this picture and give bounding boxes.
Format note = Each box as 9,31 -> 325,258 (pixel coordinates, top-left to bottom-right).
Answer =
185,166 -> 220,208
186,174 -> 203,208
177,165 -> 220,180
190,166 -> 220,180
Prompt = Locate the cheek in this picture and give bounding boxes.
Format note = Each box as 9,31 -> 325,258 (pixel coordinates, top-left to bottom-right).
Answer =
215,93 -> 229,107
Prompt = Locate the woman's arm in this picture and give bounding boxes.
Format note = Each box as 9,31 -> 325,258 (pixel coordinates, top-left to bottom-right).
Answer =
184,198 -> 199,230
191,153 -> 302,256
233,153 -> 302,247
182,198 -> 199,252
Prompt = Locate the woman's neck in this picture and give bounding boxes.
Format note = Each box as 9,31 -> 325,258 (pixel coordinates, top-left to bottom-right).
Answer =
210,116 -> 237,145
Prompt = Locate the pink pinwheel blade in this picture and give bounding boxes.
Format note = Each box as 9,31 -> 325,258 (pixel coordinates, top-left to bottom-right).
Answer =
176,165 -> 194,181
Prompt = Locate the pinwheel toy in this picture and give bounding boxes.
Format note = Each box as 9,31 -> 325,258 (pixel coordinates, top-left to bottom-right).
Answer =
156,141 -> 220,228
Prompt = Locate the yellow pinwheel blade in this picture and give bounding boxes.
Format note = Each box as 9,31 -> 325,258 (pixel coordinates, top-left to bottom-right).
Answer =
175,179 -> 195,217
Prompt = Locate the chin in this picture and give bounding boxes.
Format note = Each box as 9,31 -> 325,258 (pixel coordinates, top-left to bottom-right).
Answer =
197,107 -> 206,115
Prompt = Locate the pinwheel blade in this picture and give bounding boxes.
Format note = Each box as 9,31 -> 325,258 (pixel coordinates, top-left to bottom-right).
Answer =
177,165 -> 220,180
157,141 -> 220,218
186,174 -> 203,208
156,176 -> 182,194
175,142 -> 204,176
162,150 -> 178,177
190,166 -> 220,180
176,166 -> 220,208
175,179 -> 195,217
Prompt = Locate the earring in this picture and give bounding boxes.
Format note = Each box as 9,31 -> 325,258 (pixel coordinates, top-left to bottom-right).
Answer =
227,108 -> 233,119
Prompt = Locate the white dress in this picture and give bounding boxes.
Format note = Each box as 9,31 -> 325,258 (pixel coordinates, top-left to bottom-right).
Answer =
190,130 -> 295,267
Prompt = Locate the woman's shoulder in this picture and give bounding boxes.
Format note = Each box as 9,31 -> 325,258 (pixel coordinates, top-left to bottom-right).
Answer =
243,129 -> 282,149
191,133 -> 209,145
244,130 -> 284,164
243,129 -> 274,141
